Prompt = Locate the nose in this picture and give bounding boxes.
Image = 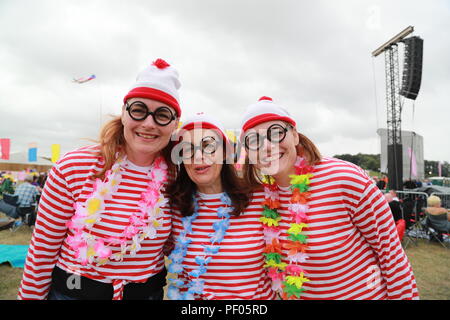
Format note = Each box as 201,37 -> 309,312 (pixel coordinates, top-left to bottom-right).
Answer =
140,113 -> 158,129
193,147 -> 204,165
260,138 -> 273,157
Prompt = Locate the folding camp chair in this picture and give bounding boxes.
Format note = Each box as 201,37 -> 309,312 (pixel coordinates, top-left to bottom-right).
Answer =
424,213 -> 450,249
400,197 -> 427,248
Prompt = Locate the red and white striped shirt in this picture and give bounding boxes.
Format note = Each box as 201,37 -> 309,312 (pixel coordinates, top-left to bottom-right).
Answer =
18,146 -> 171,300
253,157 -> 419,300
170,192 -> 276,300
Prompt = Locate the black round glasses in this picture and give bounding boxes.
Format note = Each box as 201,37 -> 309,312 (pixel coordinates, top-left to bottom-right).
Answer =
125,101 -> 176,126
244,124 -> 290,151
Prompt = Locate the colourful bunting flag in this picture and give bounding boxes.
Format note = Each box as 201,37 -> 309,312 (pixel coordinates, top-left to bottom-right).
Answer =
51,144 -> 61,163
0,138 -> 10,160
28,142 -> 37,162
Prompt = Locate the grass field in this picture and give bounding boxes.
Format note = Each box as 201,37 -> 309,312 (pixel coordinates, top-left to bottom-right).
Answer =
1,224 -> 449,300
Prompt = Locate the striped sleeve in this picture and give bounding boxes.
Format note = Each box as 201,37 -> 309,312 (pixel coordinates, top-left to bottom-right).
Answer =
18,163 -> 75,300
351,179 -> 419,300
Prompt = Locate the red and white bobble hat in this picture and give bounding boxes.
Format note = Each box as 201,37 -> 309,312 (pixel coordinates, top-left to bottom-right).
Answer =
240,96 -> 296,134
179,112 -> 230,145
123,58 -> 182,116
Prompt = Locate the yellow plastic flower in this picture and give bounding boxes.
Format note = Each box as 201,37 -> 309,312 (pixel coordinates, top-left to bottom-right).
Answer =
260,216 -> 282,227
285,273 -> 309,289
287,223 -> 308,235
86,198 -> 102,215
264,260 -> 287,270
87,246 -> 96,258
289,174 -> 313,185
261,175 -> 275,185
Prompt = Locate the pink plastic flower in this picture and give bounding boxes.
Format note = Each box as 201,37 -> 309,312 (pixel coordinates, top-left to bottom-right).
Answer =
94,240 -> 112,259
285,264 -> 304,276
287,252 -> 309,263
268,267 -> 285,281
263,226 -> 281,243
66,231 -> 85,249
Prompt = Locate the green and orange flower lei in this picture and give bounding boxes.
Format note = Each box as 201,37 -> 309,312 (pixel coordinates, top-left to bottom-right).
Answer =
261,156 -> 313,299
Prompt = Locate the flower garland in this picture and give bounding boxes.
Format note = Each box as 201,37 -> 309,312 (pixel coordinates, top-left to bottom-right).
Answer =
167,193 -> 233,300
261,156 -> 314,299
66,156 -> 168,266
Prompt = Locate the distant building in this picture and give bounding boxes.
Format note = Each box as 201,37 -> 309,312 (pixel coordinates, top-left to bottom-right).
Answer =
377,129 -> 424,180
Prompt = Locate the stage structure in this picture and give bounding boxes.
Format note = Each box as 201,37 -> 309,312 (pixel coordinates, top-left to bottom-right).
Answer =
372,26 -> 423,190
377,129 -> 424,181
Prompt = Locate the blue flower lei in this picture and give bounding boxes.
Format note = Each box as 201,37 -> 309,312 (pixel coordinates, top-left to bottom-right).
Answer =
167,192 -> 233,300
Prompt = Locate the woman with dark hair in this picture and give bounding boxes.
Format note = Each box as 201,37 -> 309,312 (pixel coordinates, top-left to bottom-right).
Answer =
240,96 -> 419,300
166,113 -> 275,300
18,58 -> 181,300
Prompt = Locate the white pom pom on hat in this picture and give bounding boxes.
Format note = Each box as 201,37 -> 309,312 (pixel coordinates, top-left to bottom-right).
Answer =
123,58 -> 182,116
240,96 -> 296,133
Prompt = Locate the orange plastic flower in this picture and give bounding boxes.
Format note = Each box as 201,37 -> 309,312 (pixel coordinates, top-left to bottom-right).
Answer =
264,238 -> 282,254
283,240 -> 308,256
262,198 -> 281,209
291,190 -> 311,204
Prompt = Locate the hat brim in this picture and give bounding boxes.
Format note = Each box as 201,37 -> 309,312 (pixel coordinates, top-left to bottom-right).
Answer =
124,87 -> 181,117
242,114 -> 296,133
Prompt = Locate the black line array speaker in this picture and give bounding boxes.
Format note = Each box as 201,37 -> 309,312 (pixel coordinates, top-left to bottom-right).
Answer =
400,36 -> 423,100
387,143 -> 403,191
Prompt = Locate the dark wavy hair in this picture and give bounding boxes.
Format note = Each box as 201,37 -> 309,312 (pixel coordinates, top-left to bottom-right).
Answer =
166,158 -> 251,218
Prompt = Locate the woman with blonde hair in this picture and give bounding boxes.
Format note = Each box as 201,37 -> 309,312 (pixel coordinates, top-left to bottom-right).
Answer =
425,195 -> 450,230
240,96 -> 419,300
18,58 -> 181,300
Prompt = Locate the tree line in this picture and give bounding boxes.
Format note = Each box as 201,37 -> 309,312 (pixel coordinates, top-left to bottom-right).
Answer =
333,153 -> 449,178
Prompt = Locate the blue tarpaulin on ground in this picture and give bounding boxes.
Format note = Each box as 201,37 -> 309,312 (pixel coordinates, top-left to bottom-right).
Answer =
0,244 -> 29,268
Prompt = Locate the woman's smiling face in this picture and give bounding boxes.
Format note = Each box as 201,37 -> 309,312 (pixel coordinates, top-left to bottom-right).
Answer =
245,120 -> 299,177
180,128 -> 224,193
121,97 -> 178,165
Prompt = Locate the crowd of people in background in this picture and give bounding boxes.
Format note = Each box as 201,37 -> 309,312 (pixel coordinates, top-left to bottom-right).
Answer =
0,170 -> 48,230
370,173 -> 449,244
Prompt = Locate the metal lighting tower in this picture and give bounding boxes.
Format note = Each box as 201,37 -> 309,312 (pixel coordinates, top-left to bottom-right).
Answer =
372,26 -> 414,190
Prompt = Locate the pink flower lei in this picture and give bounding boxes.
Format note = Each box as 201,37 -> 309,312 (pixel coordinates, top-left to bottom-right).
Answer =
66,156 -> 168,266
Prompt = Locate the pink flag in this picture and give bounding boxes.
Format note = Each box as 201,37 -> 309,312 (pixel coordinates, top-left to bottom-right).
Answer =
408,147 -> 417,178
438,161 -> 442,177
0,138 -> 10,160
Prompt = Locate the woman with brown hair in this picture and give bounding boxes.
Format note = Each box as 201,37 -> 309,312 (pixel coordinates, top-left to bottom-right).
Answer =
240,96 -> 419,300
165,113 -> 275,300
18,58 -> 181,300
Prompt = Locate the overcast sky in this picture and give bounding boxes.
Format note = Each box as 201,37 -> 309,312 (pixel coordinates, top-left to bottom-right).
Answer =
1,0 -> 449,163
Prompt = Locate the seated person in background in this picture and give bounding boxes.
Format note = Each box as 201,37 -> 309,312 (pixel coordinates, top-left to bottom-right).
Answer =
0,175 -> 15,195
385,192 -> 402,222
12,175 -> 40,227
425,195 -> 450,232
403,180 -> 417,189
15,175 -> 40,209
376,178 -> 386,190
425,195 -> 450,220
389,190 -> 400,201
